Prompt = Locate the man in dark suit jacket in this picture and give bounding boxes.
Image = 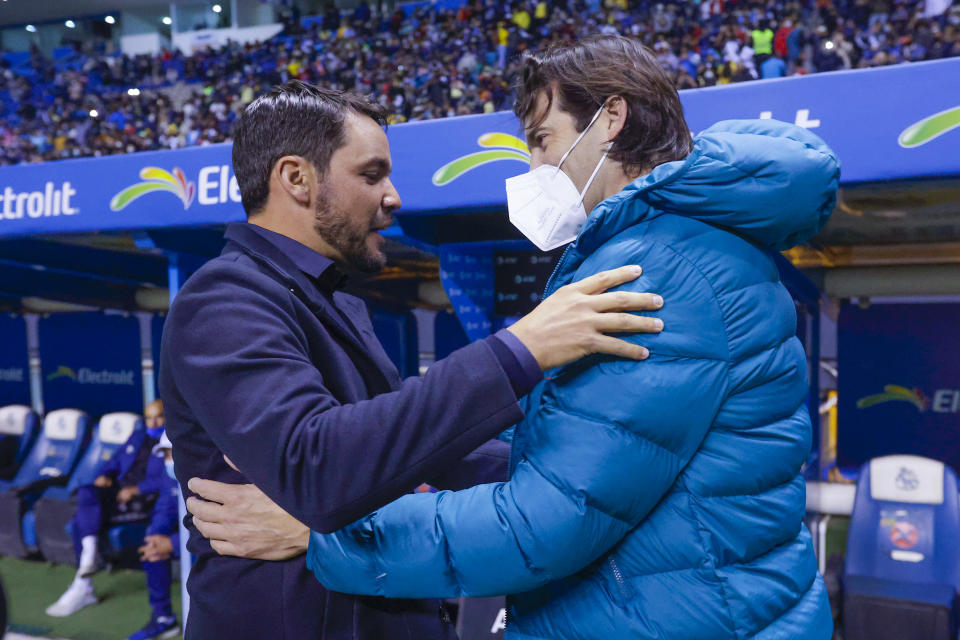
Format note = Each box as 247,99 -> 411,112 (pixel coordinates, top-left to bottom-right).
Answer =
160,80 -> 663,639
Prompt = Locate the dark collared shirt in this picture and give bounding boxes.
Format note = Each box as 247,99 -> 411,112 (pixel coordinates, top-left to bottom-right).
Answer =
246,223 -> 542,395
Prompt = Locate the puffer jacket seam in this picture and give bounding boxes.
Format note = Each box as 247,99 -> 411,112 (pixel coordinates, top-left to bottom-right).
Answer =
728,334 -> 800,373
713,278 -> 780,295
520,448 -> 639,530
651,240 -> 733,363
713,397 -> 808,431
624,352 -> 730,363
727,348 -> 802,396
620,511 -> 804,580
435,492 -> 469,595
685,489 -> 742,639
691,470 -> 802,502
743,569 -> 819,638
542,400 -> 683,463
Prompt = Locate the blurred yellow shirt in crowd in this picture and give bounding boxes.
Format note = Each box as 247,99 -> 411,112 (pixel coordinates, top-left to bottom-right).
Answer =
752,28 -> 774,55
512,9 -> 531,30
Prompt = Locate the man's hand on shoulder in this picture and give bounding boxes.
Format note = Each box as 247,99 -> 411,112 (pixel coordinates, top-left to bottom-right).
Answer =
508,265 -> 664,370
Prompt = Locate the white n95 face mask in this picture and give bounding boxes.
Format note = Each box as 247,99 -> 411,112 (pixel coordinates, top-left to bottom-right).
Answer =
506,104 -> 610,252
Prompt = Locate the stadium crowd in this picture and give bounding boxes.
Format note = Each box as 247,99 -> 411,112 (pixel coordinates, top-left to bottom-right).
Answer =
1,0 -> 957,165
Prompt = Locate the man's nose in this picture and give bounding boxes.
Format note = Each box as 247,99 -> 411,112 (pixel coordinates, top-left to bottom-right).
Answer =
382,178 -> 402,215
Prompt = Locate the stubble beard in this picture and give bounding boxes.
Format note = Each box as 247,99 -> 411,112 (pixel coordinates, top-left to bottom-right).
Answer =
313,193 -> 387,274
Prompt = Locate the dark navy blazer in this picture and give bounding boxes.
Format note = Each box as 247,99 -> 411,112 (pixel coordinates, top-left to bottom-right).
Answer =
159,222 -> 530,639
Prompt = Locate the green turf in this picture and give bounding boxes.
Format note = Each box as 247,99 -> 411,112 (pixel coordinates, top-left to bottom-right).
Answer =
0,556 -> 181,640
825,515 -> 850,560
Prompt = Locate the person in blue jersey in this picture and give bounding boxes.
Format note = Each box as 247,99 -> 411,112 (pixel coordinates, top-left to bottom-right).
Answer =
188,36 -> 840,639
46,400 -> 168,618
127,432 -> 181,640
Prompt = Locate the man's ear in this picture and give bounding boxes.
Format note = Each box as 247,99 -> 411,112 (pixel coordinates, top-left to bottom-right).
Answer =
603,95 -> 628,143
273,155 -> 312,207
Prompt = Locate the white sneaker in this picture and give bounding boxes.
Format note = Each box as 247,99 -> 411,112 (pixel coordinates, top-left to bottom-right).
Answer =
45,578 -> 97,617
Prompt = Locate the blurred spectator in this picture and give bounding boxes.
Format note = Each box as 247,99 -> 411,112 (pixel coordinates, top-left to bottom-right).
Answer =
127,432 -> 181,640
0,0 -> 956,166
44,401 -> 167,619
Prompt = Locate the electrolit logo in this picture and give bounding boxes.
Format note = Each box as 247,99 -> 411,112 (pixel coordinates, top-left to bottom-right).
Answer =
898,105 -> 960,148
432,133 -> 530,186
46,365 -> 135,386
857,385 -> 927,411
857,384 -> 960,414
0,182 -> 79,221
111,165 -> 241,211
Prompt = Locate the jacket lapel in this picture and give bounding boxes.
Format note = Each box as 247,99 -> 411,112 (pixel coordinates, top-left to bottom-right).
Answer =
222,224 -> 395,395
335,293 -> 403,389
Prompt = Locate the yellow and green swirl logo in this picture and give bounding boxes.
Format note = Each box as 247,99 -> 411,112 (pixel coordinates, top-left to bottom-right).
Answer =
110,167 -> 196,211
898,106 -> 960,148
857,384 -> 928,411
46,365 -> 77,382
432,133 -> 530,186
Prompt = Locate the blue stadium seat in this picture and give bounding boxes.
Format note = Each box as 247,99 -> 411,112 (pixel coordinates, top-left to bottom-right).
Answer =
434,310 -> 470,360
0,409 -> 90,557
371,307 -> 419,378
2,52 -> 30,69
843,455 -> 960,640
0,405 -> 41,481
33,412 -> 144,565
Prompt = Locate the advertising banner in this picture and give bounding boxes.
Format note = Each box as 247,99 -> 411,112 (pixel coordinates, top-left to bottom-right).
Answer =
0,58 -> 956,238
0,314 -> 30,406
39,313 -> 143,417
838,303 -> 960,473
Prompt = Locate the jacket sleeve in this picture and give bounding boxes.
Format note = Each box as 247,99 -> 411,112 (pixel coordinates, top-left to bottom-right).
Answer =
165,261 -> 527,533
306,241 -> 731,597
426,439 -> 511,491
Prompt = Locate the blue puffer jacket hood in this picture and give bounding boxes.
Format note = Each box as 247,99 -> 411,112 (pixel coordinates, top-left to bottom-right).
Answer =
565,118 -> 839,276
306,119 -> 840,639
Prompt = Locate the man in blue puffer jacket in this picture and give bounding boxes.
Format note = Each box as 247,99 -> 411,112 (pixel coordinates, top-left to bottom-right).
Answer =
191,36 -> 840,638
302,36 -> 839,639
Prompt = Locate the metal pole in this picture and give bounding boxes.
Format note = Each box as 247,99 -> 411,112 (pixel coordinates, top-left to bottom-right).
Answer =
137,312 -> 155,407
810,300 -> 822,480
24,314 -> 43,416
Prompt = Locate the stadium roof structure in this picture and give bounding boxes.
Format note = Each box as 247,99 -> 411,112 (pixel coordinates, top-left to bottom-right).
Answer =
0,0 -> 164,28
0,57 -> 957,311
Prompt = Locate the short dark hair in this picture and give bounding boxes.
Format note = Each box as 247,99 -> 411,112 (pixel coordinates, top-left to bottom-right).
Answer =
231,80 -> 387,216
514,35 -> 692,175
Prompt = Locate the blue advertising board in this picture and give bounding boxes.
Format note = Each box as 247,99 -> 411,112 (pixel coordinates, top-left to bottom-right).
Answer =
838,303 -> 960,473
39,313 -> 143,417
440,245 -> 495,341
0,58 -> 956,239
0,314 -> 30,406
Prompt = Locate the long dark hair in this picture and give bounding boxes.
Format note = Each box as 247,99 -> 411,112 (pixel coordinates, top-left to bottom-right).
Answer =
514,35 -> 693,176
